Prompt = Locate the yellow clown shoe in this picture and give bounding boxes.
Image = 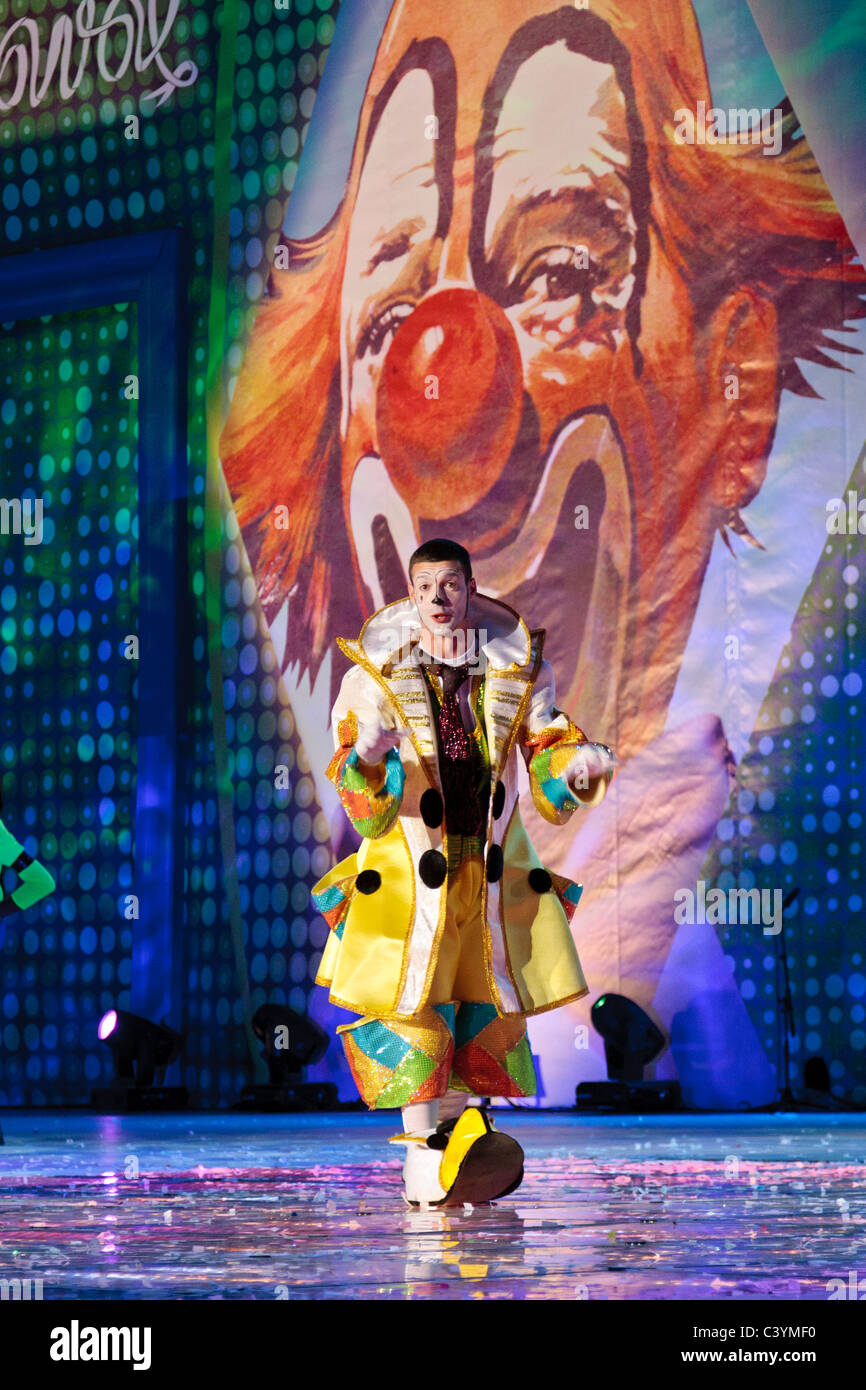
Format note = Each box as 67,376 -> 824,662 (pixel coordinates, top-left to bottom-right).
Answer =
389,1104 -> 524,1207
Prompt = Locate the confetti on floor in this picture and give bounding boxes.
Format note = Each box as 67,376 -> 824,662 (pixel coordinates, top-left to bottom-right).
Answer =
0,1110 -> 863,1300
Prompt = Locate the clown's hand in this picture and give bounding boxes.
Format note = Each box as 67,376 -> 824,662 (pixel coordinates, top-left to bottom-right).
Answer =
354,722 -> 408,768
565,741 -> 617,795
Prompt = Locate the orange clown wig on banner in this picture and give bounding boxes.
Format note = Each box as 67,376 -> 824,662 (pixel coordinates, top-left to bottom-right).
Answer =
221,0 -> 864,765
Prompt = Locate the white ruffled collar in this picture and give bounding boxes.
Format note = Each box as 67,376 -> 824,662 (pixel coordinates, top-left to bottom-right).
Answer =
355,592 -> 532,672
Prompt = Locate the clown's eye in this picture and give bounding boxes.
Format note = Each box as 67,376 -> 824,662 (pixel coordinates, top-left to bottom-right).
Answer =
357,300 -> 415,359
509,246 -> 599,306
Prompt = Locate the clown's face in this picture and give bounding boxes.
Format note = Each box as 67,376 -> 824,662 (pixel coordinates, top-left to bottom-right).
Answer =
225,0 -> 783,762
408,560 -> 477,651
336,4 -> 720,754
341,45 -> 636,447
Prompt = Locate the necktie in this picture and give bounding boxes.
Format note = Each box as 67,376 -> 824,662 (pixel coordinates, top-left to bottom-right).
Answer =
436,662 -> 472,757
433,662 -> 483,835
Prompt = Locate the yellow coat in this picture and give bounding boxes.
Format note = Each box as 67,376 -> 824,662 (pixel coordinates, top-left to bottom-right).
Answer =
311,593 -> 608,1020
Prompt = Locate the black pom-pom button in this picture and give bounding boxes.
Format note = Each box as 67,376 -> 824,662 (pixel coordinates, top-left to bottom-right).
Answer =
491,781 -> 505,819
486,845 -> 503,882
419,849 -> 448,889
528,868 -> 552,894
420,788 -> 444,828
356,870 -> 381,895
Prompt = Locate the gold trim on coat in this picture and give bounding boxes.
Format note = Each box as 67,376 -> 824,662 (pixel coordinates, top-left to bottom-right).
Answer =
336,636 -> 439,790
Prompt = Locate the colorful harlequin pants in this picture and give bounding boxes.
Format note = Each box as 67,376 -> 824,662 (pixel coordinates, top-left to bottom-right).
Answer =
337,844 -> 538,1110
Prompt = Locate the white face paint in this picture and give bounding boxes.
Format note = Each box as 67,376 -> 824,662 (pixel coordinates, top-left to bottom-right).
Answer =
409,560 -> 477,653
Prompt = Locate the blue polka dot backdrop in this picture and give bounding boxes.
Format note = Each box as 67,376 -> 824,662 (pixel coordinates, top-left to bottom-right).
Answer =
702,448 -> 866,1105
0,0 -> 340,1106
1,303 -> 138,1103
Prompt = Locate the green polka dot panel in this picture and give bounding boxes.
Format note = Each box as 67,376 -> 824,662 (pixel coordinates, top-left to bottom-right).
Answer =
1,303 -> 138,1103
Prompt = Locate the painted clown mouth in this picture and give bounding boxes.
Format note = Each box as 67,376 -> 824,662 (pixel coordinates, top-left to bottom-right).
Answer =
348,409 -> 631,650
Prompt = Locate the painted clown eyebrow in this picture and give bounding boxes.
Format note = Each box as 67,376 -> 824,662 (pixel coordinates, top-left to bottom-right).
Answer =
364,214 -> 429,277
360,37 -> 457,242
466,12 -> 650,362
495,183 -> 633,254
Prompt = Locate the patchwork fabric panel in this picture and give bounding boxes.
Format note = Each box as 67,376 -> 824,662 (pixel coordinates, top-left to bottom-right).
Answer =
339,1003 -> 456,1109
326,713 -> 406,839
448,1001 -> 538,1098
548,871 -> 584,924
310,876 -> 355,940
525,719 -> 588,819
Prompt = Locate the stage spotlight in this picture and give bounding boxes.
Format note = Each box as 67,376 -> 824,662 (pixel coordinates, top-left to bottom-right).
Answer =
800,1055 -> 843,1109
803,1056 -> 830,1093
236,1004 -> 337,1111
576,993 -> 682,1112
593,993 -> 665,1081
92,1009 -> 188,1112
253,1004 -> 328,1080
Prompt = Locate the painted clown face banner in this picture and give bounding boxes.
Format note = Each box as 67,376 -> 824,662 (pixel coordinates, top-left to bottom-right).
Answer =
222,0 -> 866,1107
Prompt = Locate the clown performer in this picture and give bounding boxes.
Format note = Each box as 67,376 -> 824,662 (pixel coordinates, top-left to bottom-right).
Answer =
0,787 -> 56,923
311,538 -> 615,1205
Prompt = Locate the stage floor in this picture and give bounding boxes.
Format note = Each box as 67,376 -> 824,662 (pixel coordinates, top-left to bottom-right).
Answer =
0,1109 -> 863,1300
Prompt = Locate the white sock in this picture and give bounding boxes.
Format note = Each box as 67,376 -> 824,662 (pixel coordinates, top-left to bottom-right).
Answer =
401,1099 -> 439,1134
437,1087 -> 470,1124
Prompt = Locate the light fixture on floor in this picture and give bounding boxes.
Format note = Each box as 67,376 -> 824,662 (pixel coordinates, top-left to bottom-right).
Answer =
575,993 -> 682,1112
235,1004 -> 337,1111
91,1008 -> 188,1112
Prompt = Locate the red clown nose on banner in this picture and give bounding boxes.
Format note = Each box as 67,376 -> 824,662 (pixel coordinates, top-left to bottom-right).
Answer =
375,287 -> 523,518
